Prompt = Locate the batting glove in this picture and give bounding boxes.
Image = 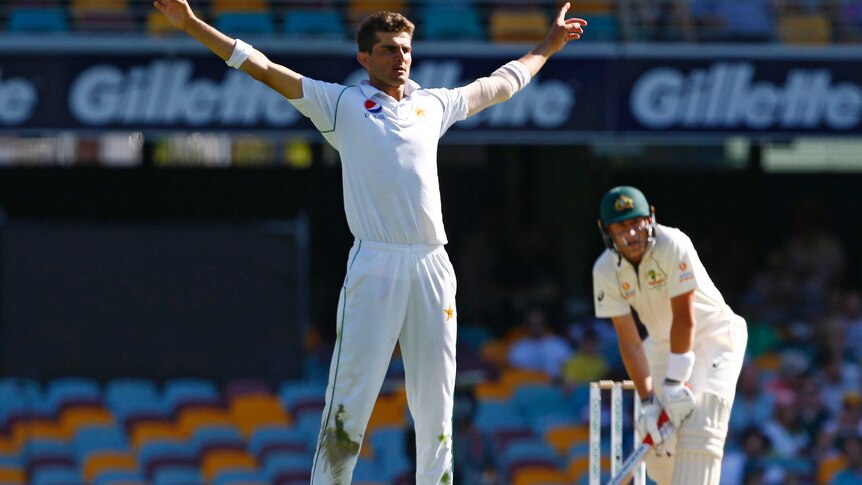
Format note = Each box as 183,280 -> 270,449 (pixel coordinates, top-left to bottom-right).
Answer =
662,379 -> 695,428
636,395 -> 666,446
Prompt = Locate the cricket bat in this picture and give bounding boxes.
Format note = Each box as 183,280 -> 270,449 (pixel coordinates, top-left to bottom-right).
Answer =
605,411 -> 676,485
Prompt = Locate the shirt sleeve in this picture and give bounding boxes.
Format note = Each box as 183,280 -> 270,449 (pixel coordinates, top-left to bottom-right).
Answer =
287,77 -> 347,134
423,87 -> 469,136
665,231 -> 699,298
593,258 -> 631,318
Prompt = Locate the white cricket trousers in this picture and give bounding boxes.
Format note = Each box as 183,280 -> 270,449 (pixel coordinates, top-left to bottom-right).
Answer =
310,240 -> 458,485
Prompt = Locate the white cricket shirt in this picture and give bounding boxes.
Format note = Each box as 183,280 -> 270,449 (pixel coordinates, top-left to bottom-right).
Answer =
289,77 -> 469,245
592,224 -> 738,346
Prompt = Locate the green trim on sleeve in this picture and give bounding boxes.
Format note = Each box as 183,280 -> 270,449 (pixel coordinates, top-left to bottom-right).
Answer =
320,85 -> 354,134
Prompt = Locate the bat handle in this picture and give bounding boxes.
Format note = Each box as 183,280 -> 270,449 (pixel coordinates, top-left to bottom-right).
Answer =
642,411 -> 670,446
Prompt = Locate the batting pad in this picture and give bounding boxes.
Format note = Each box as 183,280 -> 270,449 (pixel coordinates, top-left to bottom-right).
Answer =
671,392 -> 731,485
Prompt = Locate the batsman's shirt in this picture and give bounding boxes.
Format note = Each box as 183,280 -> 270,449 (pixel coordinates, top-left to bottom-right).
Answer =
592,224 -> 739,347
289,77 -> 468,245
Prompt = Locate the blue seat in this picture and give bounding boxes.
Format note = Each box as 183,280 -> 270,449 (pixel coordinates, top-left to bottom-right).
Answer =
278,380 -> 327,412
283,9 -> 346,39
474,400 -> 526,433
420,5 -> 483,41
31,465 -> 84,485
45,377 -> 101,412
261,451 -> 309,481
138,440 -> 197,475
152,465 -> 204,485
499,439 -> 561,477
512,384 -> 575,424
351,456 -> 383,481
7,8 -> 69,33
248,425 -> 309,458
163,378 -> 218,411
370,428 -> 410,480
213,469 -> 269,485
189,425 -> 244,455
73,427 -> 129,462
580,14 -> 618,42
93,470 -> 147,485
215,12 -> 276,35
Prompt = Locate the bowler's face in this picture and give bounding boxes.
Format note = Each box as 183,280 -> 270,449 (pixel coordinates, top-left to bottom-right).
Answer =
359,32 -> 412,94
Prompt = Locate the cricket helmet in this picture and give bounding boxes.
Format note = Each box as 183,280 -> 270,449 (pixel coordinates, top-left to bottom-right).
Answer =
597,186 -> 656,251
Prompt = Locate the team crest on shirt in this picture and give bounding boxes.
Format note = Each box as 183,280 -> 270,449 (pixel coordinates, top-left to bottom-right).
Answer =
678,262 -> 694,283
364,100 -> 385,119
646,269 -> 667,289
620,282 -> 636,299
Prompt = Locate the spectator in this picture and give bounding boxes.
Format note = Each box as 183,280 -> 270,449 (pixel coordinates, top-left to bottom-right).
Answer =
560,326 -> 609,390
831,432 -> 862,485
691,0 -> 777,43
760,390 -> 810,460
507,306 -> 572,379
730,364 -> 776,441
721,427 -> 784,485
619,0 -> 695,41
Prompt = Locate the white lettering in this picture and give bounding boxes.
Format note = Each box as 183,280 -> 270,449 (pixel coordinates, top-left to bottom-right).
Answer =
69,60 -> 299,127
0,68 -> 37,125
630,62 -> 862,130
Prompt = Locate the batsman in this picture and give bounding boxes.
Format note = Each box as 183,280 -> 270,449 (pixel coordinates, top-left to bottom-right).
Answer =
592,186 -> 748,484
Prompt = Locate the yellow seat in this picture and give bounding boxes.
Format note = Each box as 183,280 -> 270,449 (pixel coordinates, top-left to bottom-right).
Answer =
818,454 -> 847,485
778,13 -> 832,45
0,467 -> 25,485
501,368 -> 552,391
147,11 -> 179,35
544,423 -> 590,455
490,8 -> 549,43
365,389 -> 407,435
59,406 -> 114,436
12,418 -> 68,445
568,0 -> 615,14
474,380 -> 512,402
130,421 -> 184,449
83,451 -> 138,482
229,394 -> 292,438
513,466 -> 570,485
568,454 -> 610,482
212,0 -> 269,14
479,339 -> 511,369
201,449 -> 258,482
176,407 -> 235,438
348,0 -> 406,24
70,0 -> 128,11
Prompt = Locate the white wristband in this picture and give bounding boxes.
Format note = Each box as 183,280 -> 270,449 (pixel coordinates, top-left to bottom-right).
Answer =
666,351 -> 695,383
226,39 -> 253,69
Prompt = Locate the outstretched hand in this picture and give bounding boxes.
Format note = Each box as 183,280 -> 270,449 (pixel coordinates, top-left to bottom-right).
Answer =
541,2 -> 587,55
153,0 -> 196,31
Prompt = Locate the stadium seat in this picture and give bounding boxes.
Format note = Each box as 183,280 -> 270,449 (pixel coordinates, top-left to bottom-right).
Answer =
212,0 -> 269,14
215,12 -> 276,36
365,390 -> 407,435
73,426 -> 128,461
189,425 -> 245,456
31,465 -> 84,485
152,465 -> 204,485
163,378 -> 219,412
69,0 -> 135,32
419,5 -> 483,41
137,440 -> 197,479
81,452 -> 138,483
130,421 -> 185,450
146,11 -> 180,36
489,8 -> 549,43
348,0 -> 406,26
61,406 -> 115,438
223,379 -> 272,400
7,9 -> 69,33
176,407 -> 234,439
283,10 -> 346,40
778,13 -> 832,45
248,425 -> 309,461
92,469 -> 146,485
261,451 -> 309,482
580,13 -> 617,42
544,423 -> 590,456
369,427 -> 410,479
229,394 -> 292,438
200,449 -> 258,483
0,466 -> 25,485
213,469 -> 269,485
512,465 -> 570,485
45,377 -> 101,412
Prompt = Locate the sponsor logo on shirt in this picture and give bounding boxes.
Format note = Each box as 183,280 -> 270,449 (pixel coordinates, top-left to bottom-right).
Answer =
364,99 -> 385,119
678,262 -> 694,283
597,290 -> 605,302
620,281 -> 636,299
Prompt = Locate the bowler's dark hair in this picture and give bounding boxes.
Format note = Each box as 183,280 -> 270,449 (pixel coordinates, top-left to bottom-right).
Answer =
356,11 -> 414,53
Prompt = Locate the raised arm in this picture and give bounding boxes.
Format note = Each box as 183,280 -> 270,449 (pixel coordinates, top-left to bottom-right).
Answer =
518,2 -> 587,76
154,0 -> 303,99
461,2 -> 586,117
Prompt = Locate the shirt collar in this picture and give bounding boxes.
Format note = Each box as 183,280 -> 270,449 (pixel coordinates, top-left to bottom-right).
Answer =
359,79 -> 421,100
